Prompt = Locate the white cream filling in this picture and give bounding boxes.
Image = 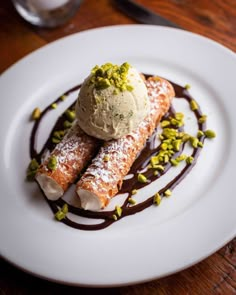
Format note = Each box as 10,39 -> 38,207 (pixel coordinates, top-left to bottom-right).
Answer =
35,174 -> 64,200
77,189 -> 102,211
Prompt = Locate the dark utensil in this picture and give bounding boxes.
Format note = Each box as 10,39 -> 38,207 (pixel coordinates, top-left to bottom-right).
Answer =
113,0 -> 180,29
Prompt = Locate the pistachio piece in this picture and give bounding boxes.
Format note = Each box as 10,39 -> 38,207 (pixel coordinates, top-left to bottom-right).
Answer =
63,120 -> 73,129
153,193 -> 161,205
65,110 -> 76,122
197,130 -> 204,138
51,103 -> 57,109
185,84 -> 191,90
186,156 -> 194,164
131,189 -> 138,195
170,159 -> 179,166
198,115 -> 207,124
190,100 -> 198,111
55,210 -> 66,221
60,95 -> 67,101
62,204 -> 68,214
137,173 -> 147,183
128,198 -> 136,205
31,107 -> 41,120
47,155 -> 57,171
161,120 -> 170,128
164,189 -> 172,197
115,205 -> 122,217
153,170 -> 159,176
190,137 -> 199,148
26,158 -> 39,180
198,141 -> 204,148
112,214 -> 118,221
204,129 -> 216,139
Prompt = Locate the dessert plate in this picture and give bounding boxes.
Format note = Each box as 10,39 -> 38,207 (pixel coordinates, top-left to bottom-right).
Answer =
0,25 -> 235,287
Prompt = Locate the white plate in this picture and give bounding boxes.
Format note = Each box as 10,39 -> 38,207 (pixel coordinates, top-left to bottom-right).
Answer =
0,25 -> 235,287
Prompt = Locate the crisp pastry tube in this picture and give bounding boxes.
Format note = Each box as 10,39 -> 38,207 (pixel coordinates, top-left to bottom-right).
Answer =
36,121 -> 100,200
76,77 -> 175,210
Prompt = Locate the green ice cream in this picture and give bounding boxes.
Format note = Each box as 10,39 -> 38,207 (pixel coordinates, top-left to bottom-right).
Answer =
76,62 -> 150,140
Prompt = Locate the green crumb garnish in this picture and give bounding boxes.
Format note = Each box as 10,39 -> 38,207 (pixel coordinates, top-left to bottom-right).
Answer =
164,189 -> 172,197
190,137 -> 199,148
63,120 -> 73,129
161,120 -> 170,128
153,170 -> 159,176
31,107 -> 41,120
52,137 -> 61,144
153,193 -> 161,205
190,100 -> 198,111
197,130 -> 204,138
26,158 -> 39,180
51,103 -> 57,109
170,159 -> 179,166
128,198 -> 136,205
204,129 -> 216,139
55,210 -> 66,221
115,205 -> 122,217
65,110 -> 76,122
137,173 -> 147,183
185,84 -> 191,90
60,95 -> 67,101
198,141 -> 204,148
198,115 -> 207,124
172,139 -> 182,151
112,214 -> 118,221
175,112 -> 184,120
131,189 -> 138,195
90,62 -> 133,92
62,204 -> 68,214
47,155 -> 58,171
186,156 -> 194,164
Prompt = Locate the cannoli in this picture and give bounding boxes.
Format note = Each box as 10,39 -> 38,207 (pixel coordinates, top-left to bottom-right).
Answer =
35,121 -> 100,200
76,77 -> 175,210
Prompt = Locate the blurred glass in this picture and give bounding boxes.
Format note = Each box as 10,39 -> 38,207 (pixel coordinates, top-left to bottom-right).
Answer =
12,0 -> 83,28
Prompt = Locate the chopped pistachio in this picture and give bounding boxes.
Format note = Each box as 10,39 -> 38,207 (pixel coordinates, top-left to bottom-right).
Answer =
60,95 -> 67,101
52,137 -> 61,144
131,189 -> 138,195
26,158 -> 39,180
204,129 -> 216,139
162,128 -> 177,139
115,205 -> 122,217
47,155 -> 57,171
197,130 -> 204,138
65,110 -> 76,122
63,120 -> 73,129
31,107 -> 41,120
182,133 -> 191,142
176,154 -> 187,162
112,214 -> 118,221
153,164 -> 165,172
170,118 -> 183,127
161,120 -> 170,128
175,112 -> 184,120
170,159 -> 179,166
172,139 -> 182,151
198,141 -> 204,148
150,156 -> 159,166
153,193 -> 161,205
190,100 -> 198,111
164,189 -> 172,197
153,170 -> 159,176
51,103 -> 57,109
161,142 -> 168,150
163,154 -> 169,163
198,115 -> 207,124
190,137 -> 199,148
62,204 -> 68,214
128,198 -> 136,205
55,210 -> 66,221
186,156 -> 194,164
185,84 -> 191,90
137,173 -> 147,183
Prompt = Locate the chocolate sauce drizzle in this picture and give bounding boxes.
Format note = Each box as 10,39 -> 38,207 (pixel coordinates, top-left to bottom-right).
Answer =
30,75 -> 206,230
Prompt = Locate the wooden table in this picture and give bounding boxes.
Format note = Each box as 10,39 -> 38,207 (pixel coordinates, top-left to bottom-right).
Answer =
0,0 -> 235,294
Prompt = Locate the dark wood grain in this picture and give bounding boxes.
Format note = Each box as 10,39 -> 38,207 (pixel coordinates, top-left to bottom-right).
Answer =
0,0 -> 235,294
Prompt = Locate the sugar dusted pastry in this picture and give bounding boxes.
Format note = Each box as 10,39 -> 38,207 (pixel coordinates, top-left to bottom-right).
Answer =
35,121 -> 100,200
76,77 -> 175,210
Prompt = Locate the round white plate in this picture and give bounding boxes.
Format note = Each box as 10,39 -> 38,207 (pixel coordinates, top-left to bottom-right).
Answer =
0,25 -> 235,287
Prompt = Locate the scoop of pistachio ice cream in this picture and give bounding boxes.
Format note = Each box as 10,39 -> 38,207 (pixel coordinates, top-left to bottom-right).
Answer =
75,62 -> 150,141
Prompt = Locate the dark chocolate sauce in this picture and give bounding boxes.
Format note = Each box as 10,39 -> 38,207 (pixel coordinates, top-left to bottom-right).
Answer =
30,75 -> 206,230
